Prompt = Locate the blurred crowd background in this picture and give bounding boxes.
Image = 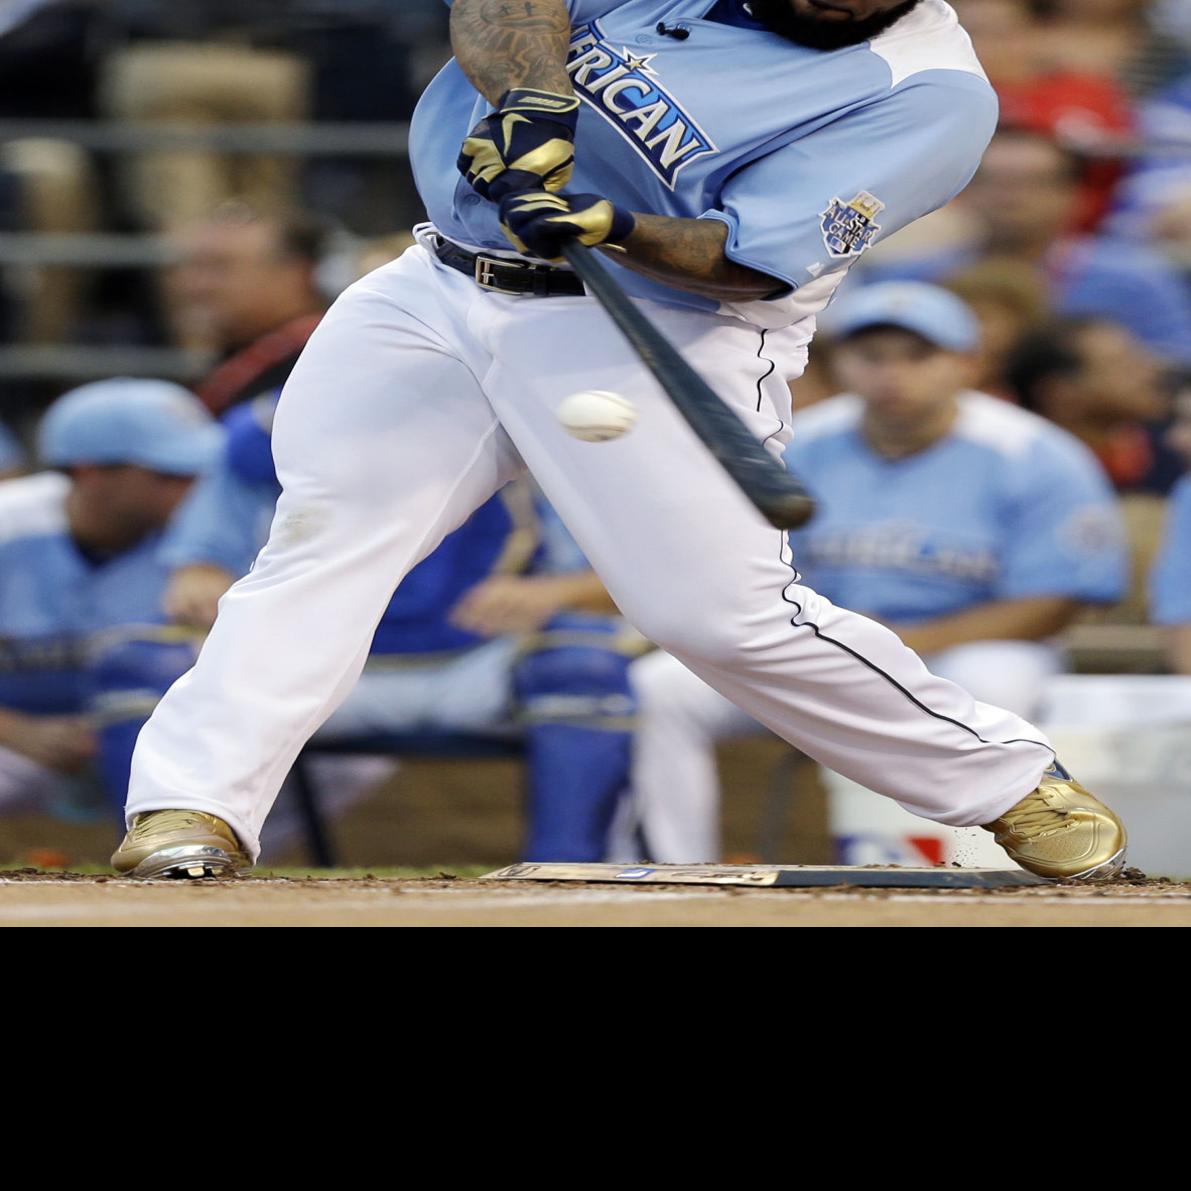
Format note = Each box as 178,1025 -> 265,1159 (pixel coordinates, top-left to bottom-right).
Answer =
4,0 -> 1191,871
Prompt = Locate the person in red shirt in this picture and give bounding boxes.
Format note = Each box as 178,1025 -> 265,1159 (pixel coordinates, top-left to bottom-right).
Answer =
164,200 -> 330,415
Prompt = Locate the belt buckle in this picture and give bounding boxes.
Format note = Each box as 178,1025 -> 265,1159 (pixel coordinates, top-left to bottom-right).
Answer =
475,254 -> 519,291
474,255 -> 499,290
474,254 -> 537,293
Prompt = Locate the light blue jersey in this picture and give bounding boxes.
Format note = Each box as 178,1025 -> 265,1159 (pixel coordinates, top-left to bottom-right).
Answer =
1150,475 -> 1191,625
0,473 -> 176,714
785,392 -> 1128,623
420,1 -> 997,326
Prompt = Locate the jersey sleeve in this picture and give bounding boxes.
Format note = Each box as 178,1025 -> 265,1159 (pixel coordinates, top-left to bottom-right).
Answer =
701,71 -> 998,295
1150,476 -> 1191,624
996,434 -> 1128,604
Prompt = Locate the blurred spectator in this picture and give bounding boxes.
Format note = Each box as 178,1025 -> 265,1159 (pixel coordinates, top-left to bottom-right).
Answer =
0,420 -> 25,478
162,385 -> 638,862
1150,381 -> 1191,673
945,258 -> 1050,397
1006,316 -> 1178,491
0,379 -> 222,818
956,0 -> 1134,231
619,284 -> 1127,862
1108,73 -> 1191,266
865,128 -> 1191,367
1029,0 -> 1191,97
164,201 -> 329,403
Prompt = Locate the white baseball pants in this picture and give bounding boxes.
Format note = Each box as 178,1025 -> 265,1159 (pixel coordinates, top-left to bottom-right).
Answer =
624,640 -> 1064,862
127,233 -> 1055,858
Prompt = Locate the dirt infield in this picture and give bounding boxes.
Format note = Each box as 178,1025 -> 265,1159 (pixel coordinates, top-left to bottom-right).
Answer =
3,871 -> 1190,926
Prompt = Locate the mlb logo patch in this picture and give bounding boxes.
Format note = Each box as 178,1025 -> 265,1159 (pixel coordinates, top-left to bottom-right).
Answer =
820,191 -> 885,259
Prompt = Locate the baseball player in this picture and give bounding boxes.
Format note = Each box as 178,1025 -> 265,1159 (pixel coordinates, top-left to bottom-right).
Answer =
115,0 -> 1127,881
621,282 -> 1128,862
0,380 -> 222,817
161,390 -> 641,861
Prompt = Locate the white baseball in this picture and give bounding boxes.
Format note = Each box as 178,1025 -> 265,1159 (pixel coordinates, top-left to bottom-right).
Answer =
557,390 -> 638,442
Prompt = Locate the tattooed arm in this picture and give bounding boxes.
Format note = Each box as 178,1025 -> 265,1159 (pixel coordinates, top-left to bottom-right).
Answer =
611,215 -> 786,302
451,0 -> 575,104
451,3 -> 780,300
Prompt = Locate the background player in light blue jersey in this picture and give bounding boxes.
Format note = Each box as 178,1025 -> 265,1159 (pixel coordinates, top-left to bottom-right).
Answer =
0,380 -> 222,819
161,389 -> 642,861
622,283 -> 1127,861
1150,387 -> 1191,675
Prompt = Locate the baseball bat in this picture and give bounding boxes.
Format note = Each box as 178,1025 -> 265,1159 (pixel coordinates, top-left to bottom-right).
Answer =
560,241 -> 816,531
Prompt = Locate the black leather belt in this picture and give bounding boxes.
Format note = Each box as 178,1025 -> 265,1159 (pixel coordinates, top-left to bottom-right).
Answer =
434,236 -> 587,297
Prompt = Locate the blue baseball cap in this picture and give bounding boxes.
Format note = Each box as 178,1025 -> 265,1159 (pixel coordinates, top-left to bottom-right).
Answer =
821,282 -> 981,352
38,379 -> 224,475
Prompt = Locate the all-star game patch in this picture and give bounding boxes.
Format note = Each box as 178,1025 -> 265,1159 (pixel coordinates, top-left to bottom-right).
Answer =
821,190 -> 885,259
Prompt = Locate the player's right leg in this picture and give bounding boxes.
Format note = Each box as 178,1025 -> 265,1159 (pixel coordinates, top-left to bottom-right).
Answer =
114,243 -> 523,877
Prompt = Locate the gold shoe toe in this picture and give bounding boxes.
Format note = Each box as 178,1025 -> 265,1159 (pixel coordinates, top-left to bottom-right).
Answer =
983,768 -> 1126,882
112,810 -> 249,879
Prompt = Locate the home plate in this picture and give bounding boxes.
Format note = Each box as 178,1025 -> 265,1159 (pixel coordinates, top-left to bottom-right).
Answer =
482,863 -> 1047,890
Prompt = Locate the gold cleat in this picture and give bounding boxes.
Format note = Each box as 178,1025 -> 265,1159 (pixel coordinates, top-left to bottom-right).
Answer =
983,762 -> 1126,881
112,810 -> 250,880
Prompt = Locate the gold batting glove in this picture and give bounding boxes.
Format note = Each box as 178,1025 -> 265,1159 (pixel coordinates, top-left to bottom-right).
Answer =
458,88 -> 581,201
498,190 -> 637,262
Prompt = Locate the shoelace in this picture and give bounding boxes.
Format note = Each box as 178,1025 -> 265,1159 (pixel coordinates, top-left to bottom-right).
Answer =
1002,791 -> 1069,834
